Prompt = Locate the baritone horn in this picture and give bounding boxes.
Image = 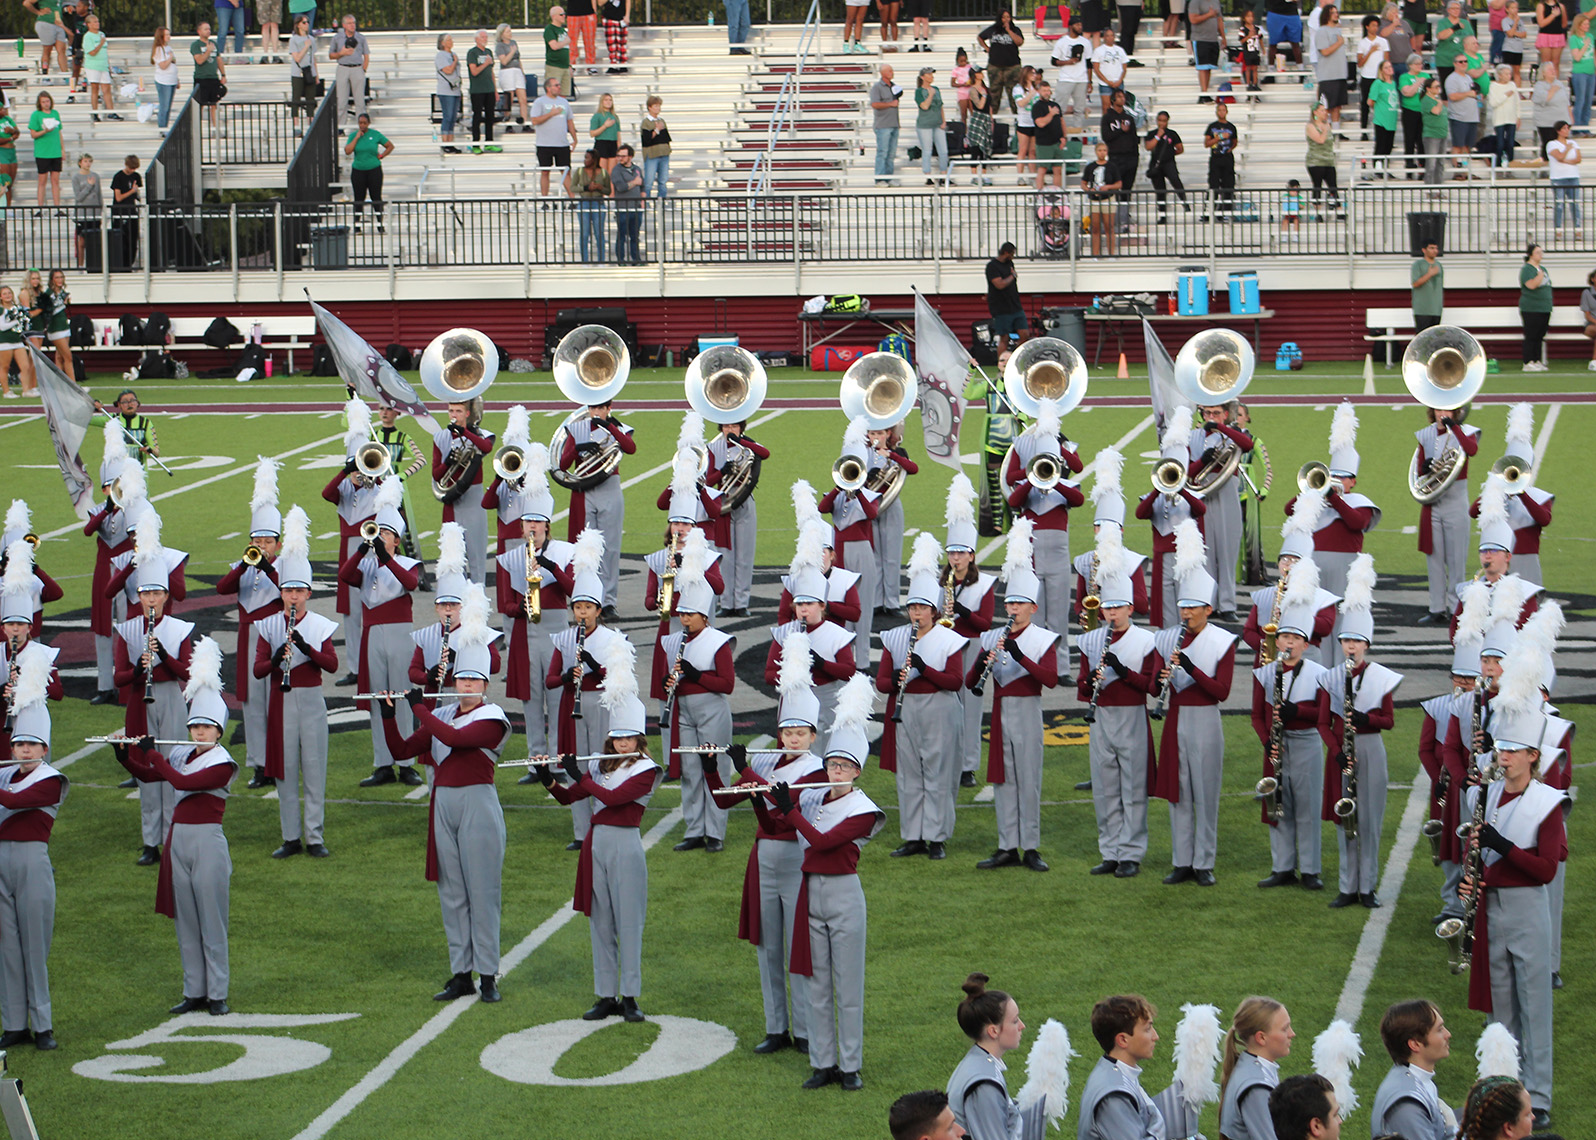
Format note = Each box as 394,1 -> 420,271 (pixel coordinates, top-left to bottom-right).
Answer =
832,450 -> 868,493
1404,324 -> 1486,504
1152,457 -> 1188,497
355,441 -> 392,481
1026,451 -> 1064,491
1297,460 -> 1333,494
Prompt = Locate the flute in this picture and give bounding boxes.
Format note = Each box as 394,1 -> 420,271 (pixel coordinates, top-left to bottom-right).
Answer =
670,744 -> 734,754
354,690 -> 455,699
84,735 -> 197,746
708,781 -> 857,795
496,753 -> 612,768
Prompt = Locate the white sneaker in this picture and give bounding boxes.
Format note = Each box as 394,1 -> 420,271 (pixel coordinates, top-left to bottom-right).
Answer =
1586,359 -> 1596,371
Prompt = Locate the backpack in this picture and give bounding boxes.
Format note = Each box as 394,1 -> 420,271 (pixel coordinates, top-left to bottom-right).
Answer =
144,311 -> 171,345
878,333 -> 912,363
138,350 -> 176,379
311,343 -> 338,376
236,343 -> 266,372
117,313 -> 145,346
203,316 -> 241,348
384,342 -> 414,370
69,313 -> 95,348
823,294 -> 866,313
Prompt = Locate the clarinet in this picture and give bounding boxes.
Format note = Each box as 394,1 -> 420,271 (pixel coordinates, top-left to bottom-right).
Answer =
2,635 -> 18,734
970,614 -> 1018,698
437,614 -> 453,691
661,630 -> 689,727
143,602 -> 159,706
1265,657 -> 1288,823
1335,661 -> 1359,840
279,603 -> 296,692
890,622 -> 922,724
571,623 -> 588,721
1149,623 -> 1190,722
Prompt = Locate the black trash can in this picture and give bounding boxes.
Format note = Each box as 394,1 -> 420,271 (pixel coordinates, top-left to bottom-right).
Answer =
310,225 -> 349,269
1043,306 -> 1088,356
83,223 -> 132,273
1407,211 -> 1446,256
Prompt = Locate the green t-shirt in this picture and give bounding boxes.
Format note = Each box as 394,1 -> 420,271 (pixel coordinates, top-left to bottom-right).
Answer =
191,38 -> 219,80
350,127 -> 389,170
1411,257 -> 1444,316
1519,262 -> 1554,312
1465,52 -> 1491,94
544,23 -> 570,68
28,109 -> 61,159
590,110 -> 619,141
1421,94 -> 1449,138
1399,70 -> 1430,111
915,85 -> 943,128
32,0 -> 59,19
0,115 -> 17,161
1369,77 -> 1400,130
83,29 -> 105,68
1571,30 -> 1596,74
1434,19 -> 1466,71
466,46 -> 494,93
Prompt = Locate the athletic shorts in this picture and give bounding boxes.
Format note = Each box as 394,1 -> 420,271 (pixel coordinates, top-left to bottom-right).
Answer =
1317,77 -> 1347,106
1035,142 -> 1064,163
1449,118 -> 1477,146
34,156 -> 61,173
34,20 -> 66,46
1195,40 -> 1220,68
903,0 -> 930,17
498,66 -> 525,92
537,144 -> 572,168
1266,12 -> 1302,44
1017,124 -> 1035,136
48,327 -> 69,342
593,137 -> 617,158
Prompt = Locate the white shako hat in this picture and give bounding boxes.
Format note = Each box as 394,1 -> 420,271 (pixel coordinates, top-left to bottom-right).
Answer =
1328,400 -> 1360,478
1275,553 -> 1322,639
448,583 -> 501,680
905,532 -> 943,609
600,635 -> 646,738
184,636 -> 229,729
569,527 -> 606,607
250,456 -> 283,537
788,518 -> 829,605
673,529 -> 715,616
433,522 -> 469,605
277,505 -> 314,590
1,539 -> 36,624
1003,517 -> 1040,605
1093,521 -> 1134,609
667,412 -> 705,522
1481,575 -> 1533,659
2,500 -> 30,552
1336,552 -> 1377,644
1093,445 -> 1126,527
776,627 -> 821,730
8,649 -> 55,750
1174,518 -> 1216,608
944,473 -> 978,553
133,506 -> 171,593
518,441 -> 555,522
822,673 -> 874,770
1279,485 -> 1325,562
342,396 -> 372,460
373,476 -> 406,537
1490,637 -> 1551,752
1476,476 -> 1513,554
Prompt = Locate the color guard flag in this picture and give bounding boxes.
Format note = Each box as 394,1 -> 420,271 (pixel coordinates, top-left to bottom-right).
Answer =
912,287 -> 970,470
307,293 -> 441,436
30,345 -> 97,518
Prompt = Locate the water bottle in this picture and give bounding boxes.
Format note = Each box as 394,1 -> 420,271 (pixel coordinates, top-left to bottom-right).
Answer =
707,10 -> 715,25
264,355 -> 273,378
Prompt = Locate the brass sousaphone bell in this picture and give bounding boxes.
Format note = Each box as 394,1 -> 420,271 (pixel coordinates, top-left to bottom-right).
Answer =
420,327 -> 498,404
998,336 -> 1089,502
1174,329 -> 1255,498
1403,324 -> 1485,504
838,352 -> 919,510
685,344 -> 768,425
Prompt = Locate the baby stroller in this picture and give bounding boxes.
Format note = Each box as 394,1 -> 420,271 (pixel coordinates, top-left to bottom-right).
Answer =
1036,190 -> 1071,258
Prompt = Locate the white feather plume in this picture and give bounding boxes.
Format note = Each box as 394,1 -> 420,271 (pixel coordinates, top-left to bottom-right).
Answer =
251,457 -> 280,512
678,528 -> 710,594
454,582 -> 492,647
1003,517 -> 1036,582
1519,599 -> 1564,658
1281,551 -> 1321,610
1173,519 -> 1205,578
598,634 -> 639,713
523,441 -> 550,493
677,410 -> 705,453
1161,408 -> 1192,454
3,540 -> 33,595
778,629 -> 814,698
1329,401 -> 1358,452
1497,640 -> 1549,718
944,473 -> 977,530
1174,1004 -> 1224,1109
1488,574 -> 1531,628
373,476 -> 403,515
134,507 -> 163,565
1477,476 -> 1509,530
1311,1020 -> 1363,1117
790,520 -> 828,577
342,397 -> 372,454
1285,485 -> 1327,538
1029,403 -> 1062,441
1095,518 -> 1129,581
1016,1019 -> 1077,1129
1340,552 -> 1376,615
791,479 -> 821,531
11,647 -> 50,713
1454,579 -> 1494,646
102,418 -> 129,465
572,527 -> 605,577
1093,446 -> 1125,503
502,405 -> 532,450
1504,402 -> 1534,453
116,462 -> 147,511
282,505 -> 310,561
4,500 -> 29,538
829,673 -> 874,736
908,531 -> 942,580
669,446 -> 699,503
1475,1022 -> 1521,1080
435,522 -> 467,579
843,414 -> 869,456
182,636 -> 224,701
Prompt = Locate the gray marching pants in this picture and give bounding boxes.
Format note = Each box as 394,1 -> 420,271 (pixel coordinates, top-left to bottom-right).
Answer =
0,842 -> 53,1032
727,498 -> 757,611
558,701 -> 609,840
676,691 -> 733,842
1315,550 -> 1356,667
1486,884 -> 1554,1111
1032,529 -> 1071,659
242,630 -> 268,770
1168,703 -> 1223,871
580,478 -> 626,609
1514,552 -> 1543,590
958,643 -> 983,774
893,690 -> 963,843
1205,482 -> 1242,613
1333,733 -> 1389,895
754,837 -> 810,1039
873,498 -> 906,611
339,534 -> 363,673
279,688 -> 330,845
432,784 -> 506,977
1548,861 -> 1566,973
1425,487 -> 1469,614
364,623 -> 416,769
1157,551 -> 1178,630
449,486 -> 489,587
589,822 -> 647,997
994,694 -> 1044,852
1440,858 -> 1465,919
1268,729 -> 1324,875
841,539 -> 878,665
334,64 -> 365,126
803,872 -> 867,1073
142,680 -> 185,847
95,633 -> 116,692
1089,703 -> 1150,862
519,626 -> 560,763
170,822 -> 230,1000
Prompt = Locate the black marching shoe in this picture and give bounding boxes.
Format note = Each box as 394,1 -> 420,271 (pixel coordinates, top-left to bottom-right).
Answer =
583,996 -> 622,1020
977,848 -> 1020,869
705,838 -> 724,853
1074,779 -> 1094,791
208,999 -> 230,1016
926,841 -> 947,860
118,776 -> 138,788
840,1070 -> 864,1091
1163,866 -> 1196,885
754,1032 -> 792,1054
479,975 -> 501,1003
517,771 -> 539,784
137,845 -> 161,866
0,1030 -> 31,1048
1328,892 -> 1359,908
1299,873 -> 1324,891
1552,971 -> 1564,990
1257,871 -> 1298,888
397,767 -> 424,786
792,1036 -> 809,1054
959,771 -> 978,788
565,839 -> 584,851
247,769 -> 275,789
1021,850 -> 1049,872
1114,860 -> 1141,878
271,839 -> 303,859
32,1030 -> 55,1051
620,996 -> 645,1023
306,844 -> 331,858
890,840 -> 928,858
801,1066 -> 840,1089
1531,1109 -> 1552,1130
1359,892 -> 1382,908
1194,868 -> 1217,886
335,671 -> 359,686
1431,912 -> 1449,926
434,973 -> 476,1001
600,605 -> 620,624
359,766 -> 396,787
1089,859 -> 1120,875
673,835 -> 706,852
1415,612 -> 1444,625
169,997 -> 207,1014
89,689 -> 115,705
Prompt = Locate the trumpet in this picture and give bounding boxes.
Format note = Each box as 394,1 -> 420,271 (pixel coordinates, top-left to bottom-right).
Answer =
360,519 -> 382,542
354,440 -> 392,482
493,444 -> 527,487
1026,450 -> 1064,492
20,533 -> 38,550
1152,457 -> 1188,498
1297,460 -> 1336,495
242,543 -> 265,566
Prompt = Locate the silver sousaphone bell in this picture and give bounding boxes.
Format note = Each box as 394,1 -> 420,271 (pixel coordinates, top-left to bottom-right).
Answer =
1173,328 -> 1255,408
419,327 -> 498,404
840,351 -> 918,430
1003,336 -> 1089,419
686,345 -> 768,424
553,324 -> 631,408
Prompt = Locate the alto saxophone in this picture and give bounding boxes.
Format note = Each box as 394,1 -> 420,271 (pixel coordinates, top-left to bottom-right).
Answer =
1255,656 -> 1288,823
525,544 -> 543,624
938,568 -> 957,628
658,532 -> 679,618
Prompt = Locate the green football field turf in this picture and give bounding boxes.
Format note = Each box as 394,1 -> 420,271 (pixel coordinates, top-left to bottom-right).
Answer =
1,364 -> 1590,1140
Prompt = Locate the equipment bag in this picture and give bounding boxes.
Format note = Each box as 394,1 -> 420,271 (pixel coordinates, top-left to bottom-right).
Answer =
823,294 -> 866,313
809,344 -> 875,371
384,342 -> 414,370
1275,342 -> 1303,370
311,343 -> 338,376
137,350 -> 176,379
878,333 -> 912,363
117,313 -> 145,346
202,316 -> 242,348
144,311 -> 171,345
69,313 -> 95,348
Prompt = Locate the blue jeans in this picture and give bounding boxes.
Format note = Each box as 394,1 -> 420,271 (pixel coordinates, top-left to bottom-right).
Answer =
1572,70 -> 1595,128
615,206 -> 642,262
213,5 -> 247,52
1552,177 -> 1582,229
917,125 -> 948,174
643,154 -> 669,196
156,82 -> 176,128
1490,27 -> 1504,63
724,0 -> 750,45
437,93 -> 460,135
578,199 -> 606,261
1495,122 -> 1517,163
874,126 -> 898,177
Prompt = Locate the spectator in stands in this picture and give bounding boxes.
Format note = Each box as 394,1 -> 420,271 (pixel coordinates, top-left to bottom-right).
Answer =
1518,242 -> 1553,369
880,0 -> 902,53
567,0 -> 598,74
191,21 -> 228,133
1306,0 -> 1331,67
1411,241 -> 1443,331
1189,0 -> 1224,101
1434,0 -> 1467,71
1502,1 -> 1528,81
71,153 -> 100,268
985,242 -> 1024,342
1356,15 -> 1388,138
467,28 -> 497,152
532,76 -> 578,197
1532,61 -> 1571,155
953,46 -> 973,121
62,0 -> 87,93
1487,63 -> 1520,161
641,94 -> 671,196
1399,54 -> 1427,174
1052,15 -> 1091,131
258,0 -> 283,63
979,10 -> 1025,112
1420,75 -> 1448,183
215,0 -> 248,57
611,143 -> 643,263
1463,35 -> 1491,93
1082,141 -> 1121,256
1092,26 -> 1129,111
1314,7 -> 1348,131
1381,4 -> 1410,74
1120,0 -> 1145,58
965,67 -> 994,183
1101,88 -> 1138,232
1546,119 -> 1582,237
1266,0 -> 1303,65
1013,66 -> 1038,179
1032,80 -> 1064,190
842,0 -> 869,53
1578,266 -> 1596,366
1536,0 -> 1569,72
1444,52 -> 1482,167
906,0 -> 932,53
589,91 -> 620,174
111,154 -> 141,266
1368,59 -> 1399,169
1567,11 -> 1594,131
496,24 -> 530,132
23,0 -> 69,80
1080,0 -> 1109,47
82,15 -> 119,123
1238,9 -> 1263,92
914,66 -> 949,183
330,14 -> 369,132
290,17 -> 319,137
1304,104 -> 1343,217
1203,97 -> 1238,219
1144,109 -> 1190,219
28,92 -> 63,210
870,65 -> 903,185
289,0 -> 316,49
1489,0 -> 1508,61
0,100 -> 16,207
344,113 -> 391,234
435,33 -> 462,153
570,148 -> 609,262
151,27 -> 180,132
545,7 -> 572,95
601,0 -> 631,69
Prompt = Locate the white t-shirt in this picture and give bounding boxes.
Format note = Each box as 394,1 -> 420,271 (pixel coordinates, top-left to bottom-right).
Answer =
154,42 -> 179,86
1548,138 -> 1582,179
1357,34 -> 1389,78
1307,3 -> 1326,62
1093,43 -> 1128,86
1015,86 -> 1035,125
1052,34 -> 1091,82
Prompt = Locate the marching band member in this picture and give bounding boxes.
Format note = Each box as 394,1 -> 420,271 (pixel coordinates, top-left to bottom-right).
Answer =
1218,995 -> 1293,1140
557,400 -> 635,619
538,636 -> 659,1023
1529,607 -> 1573,991
546,529 -> 631,849
1267,1075 -> 1341,1140
646,467 -> 725,710
1317,554 -> 1402,909
1252,555 -> 1329,891
341,478 -> 424,788
706,630 -> 829,1055
1136,411 -> 1207,629
253,508 -> 339,860
105,503 -> 188,620
970,520 -> 1059,872
0,503 -> 58,641
1194,401 -> 1253,618
1076,533 -> 1158,879
658,540 -> 736,854
495,458 -> 575,786
1456,1076 -> 1537,1140
1371,999 -> 1456,1140
779,482 -> 863,628
113,513 -> 194,866
946,973 -> 1045,1139
819,417 -> 882,663
1236,402 -> 1274,585
1241,504 -> 1339,669
1414,405 -> 1481,625
942,476 -> 995,788
878,533 -> 967,861
655,412 -> 725,554
1003,402 -> 1085,634
772,673 -> 884,1092
766,520 -> 856,750
413,525 -> 504,707
1,541 -> 64,755
0,652 -> 66,1051
91,388 -> 159,469
869,423 -> 918,616
432,398 -> 495,585
1073,449 -> 1151,627
965,346 -> 1020,537
214,458 -> 282,789
1469,403 -> 1552,588
480,405 -> 533,611
381,584 -> 510,1004
323,398 -> 386,686
1282,402 -> 1380,664
85,424 -> 137,704
373,406 -> 429,566
1450,482 -> 1540,640
1463,641 -> 1564,1131
1077,994 -> 1173,1140
1153,520 -> 1236,887
113,638 -> 237,1016
706,416 -> 770,616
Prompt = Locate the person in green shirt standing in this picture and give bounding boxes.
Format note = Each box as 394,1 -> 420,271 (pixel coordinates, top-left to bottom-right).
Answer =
544,6 -> 572,96
22,0 -> 68,80
342,113 -> 392,234
466,27 -> 498,152
1411,240 -> 1444,331
1568,10 -> 1595,129
1420,76 -> 1449,183
1368,59 -> 1401,170
1433,0 -> 1468,71
0,104 -> 19,207
1519,242 -> 1554,370
191,20 -> 227,132
914,66 -> 948,180
27,92 -> 63,210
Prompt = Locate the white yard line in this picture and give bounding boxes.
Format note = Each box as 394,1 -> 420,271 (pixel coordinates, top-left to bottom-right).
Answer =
53,742 -> 104,770
1531,404 -> 1559,470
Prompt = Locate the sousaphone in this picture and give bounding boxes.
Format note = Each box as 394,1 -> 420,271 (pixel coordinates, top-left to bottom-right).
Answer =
839,352 -> 918,511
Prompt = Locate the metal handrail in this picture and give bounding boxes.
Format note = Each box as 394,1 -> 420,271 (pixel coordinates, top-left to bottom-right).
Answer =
750,0 -> 822,199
